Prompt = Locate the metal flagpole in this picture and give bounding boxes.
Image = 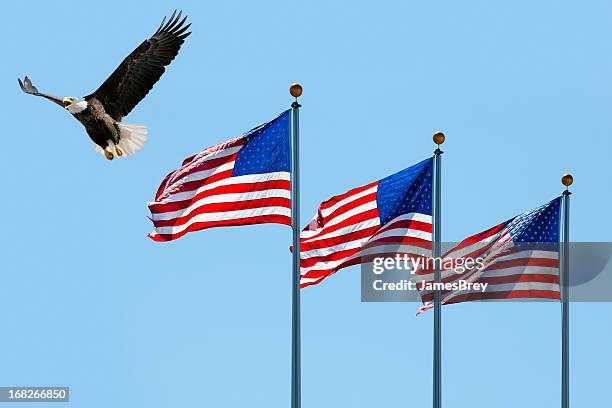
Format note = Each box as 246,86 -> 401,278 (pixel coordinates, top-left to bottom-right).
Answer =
432,131 -> 445,408
561,173 -> 573,408
290,83 -> 302,408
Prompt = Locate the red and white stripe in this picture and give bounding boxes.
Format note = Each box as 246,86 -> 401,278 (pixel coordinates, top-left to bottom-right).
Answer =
416,223 -> 559,313
148,136 -> 291,242
300,182 -> 432,288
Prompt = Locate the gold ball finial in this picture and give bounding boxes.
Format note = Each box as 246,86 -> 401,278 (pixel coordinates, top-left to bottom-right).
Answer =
561,173 -> 573,187
433,131 -> 445,145
290,83 -> 303,98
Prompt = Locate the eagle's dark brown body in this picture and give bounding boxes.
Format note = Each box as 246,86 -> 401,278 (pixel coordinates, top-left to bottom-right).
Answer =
18,10 -> 191,159
74,98 -> 120,149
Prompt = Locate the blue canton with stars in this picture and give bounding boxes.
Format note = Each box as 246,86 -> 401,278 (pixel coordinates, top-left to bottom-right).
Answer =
505,197 -> 561,244
376,158 -> 433,225
233,110 -> 291,176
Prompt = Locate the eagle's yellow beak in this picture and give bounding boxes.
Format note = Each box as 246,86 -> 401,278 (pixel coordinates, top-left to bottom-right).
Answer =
62,97 -> 73,110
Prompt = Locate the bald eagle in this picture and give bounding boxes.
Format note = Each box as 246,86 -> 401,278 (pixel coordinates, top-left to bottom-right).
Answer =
18,10 -> 191,160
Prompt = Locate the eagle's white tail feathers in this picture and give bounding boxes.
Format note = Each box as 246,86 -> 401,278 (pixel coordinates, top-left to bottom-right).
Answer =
95,123 -> 148,158
117,123 -> 148,156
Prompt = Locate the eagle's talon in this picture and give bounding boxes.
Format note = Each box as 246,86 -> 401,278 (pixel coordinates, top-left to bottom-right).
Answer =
116,146 -> 124,157
104,150 -> 114,160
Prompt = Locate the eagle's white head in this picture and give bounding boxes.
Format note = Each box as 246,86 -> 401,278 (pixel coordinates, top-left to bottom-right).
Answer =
62,97 -> 88,114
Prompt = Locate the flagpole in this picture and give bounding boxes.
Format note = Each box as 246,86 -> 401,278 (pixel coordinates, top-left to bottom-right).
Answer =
432,131 -> 445,408
290,83 -> 303,408
561,173 -> 573,408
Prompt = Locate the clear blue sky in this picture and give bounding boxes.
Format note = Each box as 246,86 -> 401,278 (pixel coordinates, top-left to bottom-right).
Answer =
1,1 -> 610,407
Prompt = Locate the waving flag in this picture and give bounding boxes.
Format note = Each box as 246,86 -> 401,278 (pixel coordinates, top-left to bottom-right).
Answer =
148,110 -> 291,241
300,158 -> 433,287
417,197 -> 561,312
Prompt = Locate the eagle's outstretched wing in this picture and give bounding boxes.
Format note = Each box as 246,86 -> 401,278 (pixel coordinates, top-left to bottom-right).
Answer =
18,76 -> 63,107
88,10 -> 191,120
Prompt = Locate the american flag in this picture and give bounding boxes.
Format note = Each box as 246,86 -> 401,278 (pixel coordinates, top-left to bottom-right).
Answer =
300,158 -> 433,288
148,110 -> 291,242
417,197 -> 561,312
